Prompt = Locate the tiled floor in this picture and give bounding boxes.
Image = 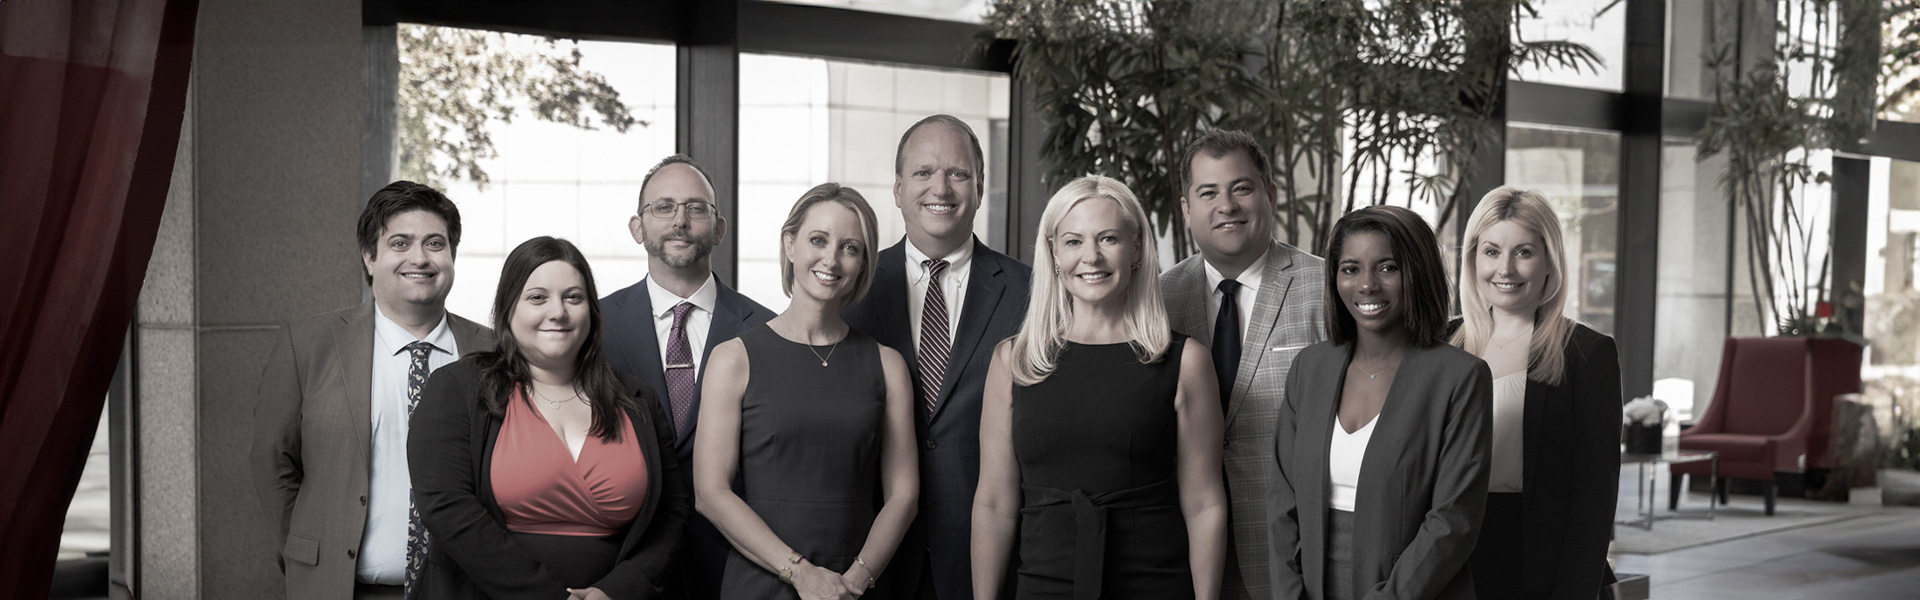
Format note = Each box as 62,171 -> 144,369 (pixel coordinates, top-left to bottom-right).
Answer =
1611,474 -> 1920,599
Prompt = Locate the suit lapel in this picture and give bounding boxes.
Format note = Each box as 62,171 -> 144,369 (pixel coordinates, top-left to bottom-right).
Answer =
447,313 -> 490,358
872,242 -> 918,367
1353,343 -> 1427,521
929,241 -> 1004,422
1227,243 -> 1296,426
342,301 -> 377,473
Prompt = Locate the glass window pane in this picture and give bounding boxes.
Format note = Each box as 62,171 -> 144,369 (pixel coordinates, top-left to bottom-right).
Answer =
1654,138 -> 1730,420
737,53 -> 1011,312
1864,157 -> 1920,439
1510,0 -> 1625,92
1665,0 -> 1716,100
396,26 -> 678,325
1886,9 -> 1920,122
1503,124 -> 1620,335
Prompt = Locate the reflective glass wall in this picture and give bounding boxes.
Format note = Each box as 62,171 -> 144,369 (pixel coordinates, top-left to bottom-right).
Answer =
736,54 -> 1011,311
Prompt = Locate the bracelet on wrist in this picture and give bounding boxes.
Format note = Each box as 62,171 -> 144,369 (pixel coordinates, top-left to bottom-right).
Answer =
778,551 -> 804,583
853,557 -> 877,589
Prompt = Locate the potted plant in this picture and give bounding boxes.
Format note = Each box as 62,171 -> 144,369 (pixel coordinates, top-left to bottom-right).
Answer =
1622,396 -> 1668,456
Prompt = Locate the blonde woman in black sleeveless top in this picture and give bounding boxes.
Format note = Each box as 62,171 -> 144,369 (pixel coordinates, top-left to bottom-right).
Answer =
972,176 -> 1228,599
696,184 -> 919,600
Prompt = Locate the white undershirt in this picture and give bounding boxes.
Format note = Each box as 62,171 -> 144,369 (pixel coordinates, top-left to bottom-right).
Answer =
1201,246 -> 1269,343
905,240 -> 972,346
1328,414 -> 1378,512
1488,372 -> 1528,493
646,274 -> 719,374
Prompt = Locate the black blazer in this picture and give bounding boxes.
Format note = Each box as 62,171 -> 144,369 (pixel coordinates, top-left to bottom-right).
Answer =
841,236 -> 1031,600
1268,341 -> 1493,600
409,358 -> 691,599
1458,320 -> 1622,599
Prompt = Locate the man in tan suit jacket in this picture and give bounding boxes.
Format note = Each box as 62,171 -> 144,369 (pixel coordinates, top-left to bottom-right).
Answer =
1160,131 -> 1325,600
253,182 -> 493,600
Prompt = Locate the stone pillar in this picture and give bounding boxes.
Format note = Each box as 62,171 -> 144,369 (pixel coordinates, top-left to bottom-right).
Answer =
136,0 -> 364,597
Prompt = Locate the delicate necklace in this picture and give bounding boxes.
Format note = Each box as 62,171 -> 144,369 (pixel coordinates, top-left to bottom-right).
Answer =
804,334 -> 841,367
531,383 -> 581,409
1355,358 -> 1402,381
1490,327 -> 1532,349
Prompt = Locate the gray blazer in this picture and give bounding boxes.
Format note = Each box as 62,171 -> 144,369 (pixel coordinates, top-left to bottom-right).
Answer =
1267,341 -> 1492,600
252,300 -> 493,600
1161,240 -> 1325,600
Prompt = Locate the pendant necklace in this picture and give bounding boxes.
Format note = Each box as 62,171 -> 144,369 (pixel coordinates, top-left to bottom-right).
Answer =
1356,359 -> 1402,381
532,384 -> 581,409
802,330 -> 841,367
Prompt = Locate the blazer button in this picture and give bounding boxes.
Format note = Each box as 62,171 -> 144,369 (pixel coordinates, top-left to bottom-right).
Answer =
347,549 -> 356,559
359,495 -> 368,506
924,440 -> 937,450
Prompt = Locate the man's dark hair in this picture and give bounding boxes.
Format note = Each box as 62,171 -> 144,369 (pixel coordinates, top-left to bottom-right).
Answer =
1323,205 -> 1452,347
893,114 -> 986,195
638,154 -> 718,212
357,181 -> 462,284
1179,130 -> 1273,195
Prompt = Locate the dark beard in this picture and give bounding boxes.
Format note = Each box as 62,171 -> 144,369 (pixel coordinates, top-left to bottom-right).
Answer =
643,230 -> 715,268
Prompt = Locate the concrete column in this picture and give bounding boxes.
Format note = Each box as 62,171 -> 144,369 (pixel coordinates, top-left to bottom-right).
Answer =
136,0 -> 364,597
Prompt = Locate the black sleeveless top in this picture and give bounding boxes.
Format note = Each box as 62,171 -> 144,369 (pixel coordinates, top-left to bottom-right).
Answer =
719,324 -> 893,599
1011,334 -> 1193,599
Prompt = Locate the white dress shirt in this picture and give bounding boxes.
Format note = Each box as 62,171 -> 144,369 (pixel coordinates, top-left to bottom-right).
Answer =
1328,413 -> 1378,513
905,241 -> 972,348
1202,246 -> 1270,344
647,274 -> 719,375
1488,372 -> 1528,493
363,306 -> 458,583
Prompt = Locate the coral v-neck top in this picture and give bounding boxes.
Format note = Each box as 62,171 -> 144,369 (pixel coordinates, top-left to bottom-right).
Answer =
491,387 -> 648,537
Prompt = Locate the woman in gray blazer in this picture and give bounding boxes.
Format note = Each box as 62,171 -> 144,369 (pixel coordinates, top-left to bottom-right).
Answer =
1267,206 -> 1493,600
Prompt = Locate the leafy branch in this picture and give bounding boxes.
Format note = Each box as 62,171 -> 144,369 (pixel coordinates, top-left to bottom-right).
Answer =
397,25 -> 645,190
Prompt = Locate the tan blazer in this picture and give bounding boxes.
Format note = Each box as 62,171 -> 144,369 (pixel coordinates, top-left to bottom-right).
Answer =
1161,240 -> 1326,600
251,300 -> 492,600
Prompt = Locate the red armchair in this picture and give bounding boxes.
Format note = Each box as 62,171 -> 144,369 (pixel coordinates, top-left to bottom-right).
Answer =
1669,337 -> 1817,515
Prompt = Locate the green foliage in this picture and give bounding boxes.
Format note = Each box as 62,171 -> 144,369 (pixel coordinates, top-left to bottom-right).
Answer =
1886,1 -> 1920,119
397,25 -> 644,190
984,0 -> 1600,256
1696,0 -> 1887,336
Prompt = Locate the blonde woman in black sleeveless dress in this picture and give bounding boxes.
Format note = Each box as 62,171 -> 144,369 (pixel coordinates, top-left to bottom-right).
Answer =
971,175 -> 1228,599
696,184 -> 919,600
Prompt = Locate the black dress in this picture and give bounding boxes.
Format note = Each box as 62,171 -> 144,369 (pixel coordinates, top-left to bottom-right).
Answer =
1011,336 -> 1192,599
718,325 -> 892,599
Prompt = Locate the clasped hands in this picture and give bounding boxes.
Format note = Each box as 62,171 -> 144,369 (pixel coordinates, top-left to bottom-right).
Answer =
790,557 -> 875,600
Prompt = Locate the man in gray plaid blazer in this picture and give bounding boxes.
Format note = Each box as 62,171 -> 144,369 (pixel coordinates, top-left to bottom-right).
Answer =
1160,130 -> 1325,600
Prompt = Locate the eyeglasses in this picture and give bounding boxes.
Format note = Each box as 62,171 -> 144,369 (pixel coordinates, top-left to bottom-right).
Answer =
643,200 -> 716,221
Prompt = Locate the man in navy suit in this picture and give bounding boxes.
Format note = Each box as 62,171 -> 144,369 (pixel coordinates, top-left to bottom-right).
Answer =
601,154 -> 773,600
844,115 -> 1032,600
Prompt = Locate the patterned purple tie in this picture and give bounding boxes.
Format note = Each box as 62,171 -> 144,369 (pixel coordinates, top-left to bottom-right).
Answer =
404,341 -> 433,600
664,302 -> 698,435
918,259 -> 951,416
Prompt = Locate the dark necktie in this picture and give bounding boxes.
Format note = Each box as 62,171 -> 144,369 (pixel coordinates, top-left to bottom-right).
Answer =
403,341 -> 434,600
918,259 -> 952,416
664,302 -> 698,435
1213,279 -> 1242,411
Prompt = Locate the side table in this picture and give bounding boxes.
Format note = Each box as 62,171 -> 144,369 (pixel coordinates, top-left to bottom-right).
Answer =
1618,450 -> 1717,530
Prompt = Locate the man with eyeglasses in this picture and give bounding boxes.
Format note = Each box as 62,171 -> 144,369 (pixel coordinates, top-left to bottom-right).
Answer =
601,154 -> 773,600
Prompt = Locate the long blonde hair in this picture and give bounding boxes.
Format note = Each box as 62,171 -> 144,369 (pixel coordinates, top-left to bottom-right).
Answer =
1452,186 -> 1576,385
1008,176 -> 1171,386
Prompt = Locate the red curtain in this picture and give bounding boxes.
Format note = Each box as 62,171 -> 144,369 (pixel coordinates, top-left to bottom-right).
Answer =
0,0 -> 197,596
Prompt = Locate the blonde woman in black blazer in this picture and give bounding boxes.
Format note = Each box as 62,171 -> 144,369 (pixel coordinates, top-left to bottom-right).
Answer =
1453,187 -> 1622,600
1268,206 -> 1493,600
